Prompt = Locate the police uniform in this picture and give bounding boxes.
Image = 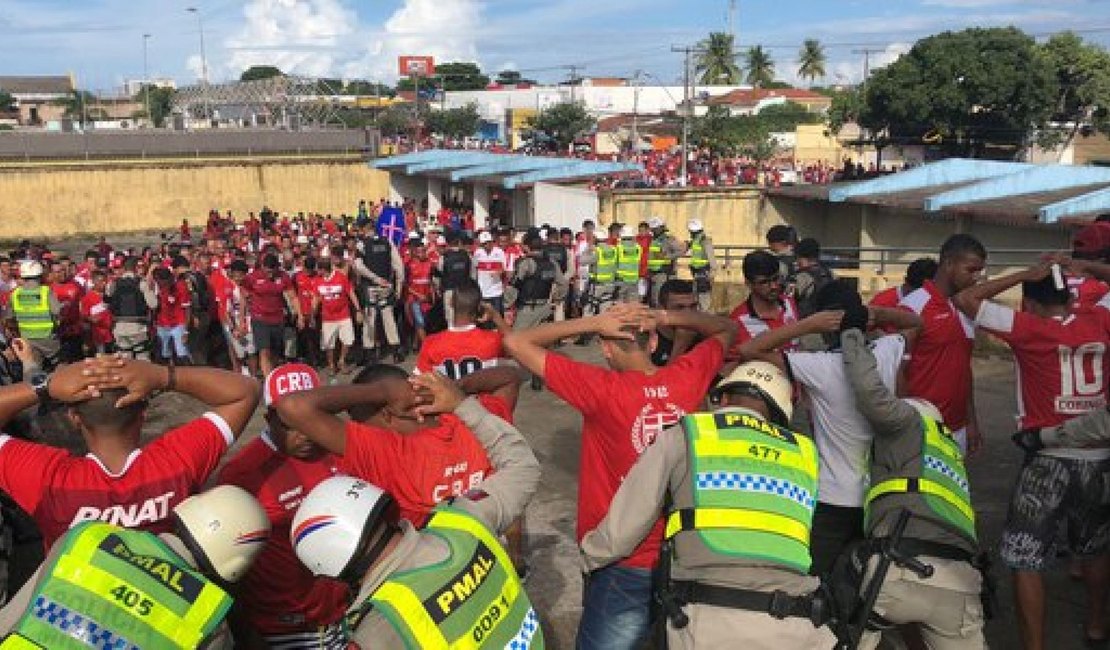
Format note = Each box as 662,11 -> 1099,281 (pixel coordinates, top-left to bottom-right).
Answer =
512,254 -> 559,331
438,247 -> 473,326
648,231 -> 684,307
541,242 -> 571,322
615,238 -> 643,304
342,398 -> 544,649
354,236 -> 404,353
107,273 -> 157,360
581,242 -> 619,316
688,233 -> 715,312
841,329 -> 985,650
8,281 -> 60,359
0,523 -> 234,649
580,409 -> 838,650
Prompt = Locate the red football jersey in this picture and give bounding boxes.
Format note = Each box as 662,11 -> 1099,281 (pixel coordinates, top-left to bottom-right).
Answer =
0,414 -> 233,548
314,271 -> 352,323
977,302 -> 1110,428
405,258 -> 435,303
900,281 -> 975,430
292,271 -> 318,320
545,338 -> 724,569
53,280 -> 84,337
869,286 -> 905,334
1069,274 -> 1110,312
79,290 -> 114,346
337,398 -> 508,525
726,295 -> 800,359
416,325 -> 504,380
218,433 -> 347,633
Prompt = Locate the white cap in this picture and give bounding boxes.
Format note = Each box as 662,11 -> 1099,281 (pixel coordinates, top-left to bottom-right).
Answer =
18,261 -> 43,278
648,216 -> 665,229
174,485 -> 271,583
478,231 -> 494,244
620,225 -> 636,239
713,361 -> 794,426
436,235 -> 447,246
292,476 -> 399,580
295,234 -> 309,245
408,230 -> 422,241
688,219 -> 704,233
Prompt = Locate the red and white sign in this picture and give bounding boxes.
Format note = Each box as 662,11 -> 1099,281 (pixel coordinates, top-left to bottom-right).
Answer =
399,56 -> 435,77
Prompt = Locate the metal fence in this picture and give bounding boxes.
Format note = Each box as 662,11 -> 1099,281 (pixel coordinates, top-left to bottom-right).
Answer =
712,245 -> 1044,276
0,128 -> 379,161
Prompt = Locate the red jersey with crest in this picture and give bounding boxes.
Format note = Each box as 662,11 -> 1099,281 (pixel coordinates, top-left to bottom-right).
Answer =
726,295 -> 800,359
415,325 -> 503,380
405,257 -> 435,303
218,432 -> 347,633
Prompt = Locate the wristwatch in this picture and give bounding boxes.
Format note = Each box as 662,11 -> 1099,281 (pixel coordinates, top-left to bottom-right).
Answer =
29,372 -> 51,402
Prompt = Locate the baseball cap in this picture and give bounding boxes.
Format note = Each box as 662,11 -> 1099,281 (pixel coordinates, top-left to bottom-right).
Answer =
263,363 -> 320,408
1072,223 -> 1110,258
648,216 -> 664,229
478,231 -> 494,244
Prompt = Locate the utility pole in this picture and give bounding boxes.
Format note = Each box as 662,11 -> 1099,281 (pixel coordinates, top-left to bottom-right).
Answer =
851,48 -> 884,81
728,0 -> 737,41
564,65 -> 583,103
631,70 -> 642,156
186,7 -> 210,122
142,33 -> 152,127
672,45 -> 698,187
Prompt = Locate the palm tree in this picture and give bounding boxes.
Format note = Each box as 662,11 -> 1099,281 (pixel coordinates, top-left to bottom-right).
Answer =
798,39 -> 827,85
744,45 -> 775,88
695,32 -> 742,85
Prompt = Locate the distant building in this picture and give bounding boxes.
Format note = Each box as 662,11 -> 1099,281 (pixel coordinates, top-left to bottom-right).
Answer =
703,88 -> 833,117
122,78 -> 177,98
0,74 -> 75,125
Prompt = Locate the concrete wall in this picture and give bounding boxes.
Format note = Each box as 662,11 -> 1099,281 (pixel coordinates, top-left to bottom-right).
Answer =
0,158 -> 390,239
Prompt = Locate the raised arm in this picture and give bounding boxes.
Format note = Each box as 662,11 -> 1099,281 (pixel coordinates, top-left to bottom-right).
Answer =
870,306 -> 921,332
840,328 -> 918,437
952,264 -> 1049,320
275,382 -> 398,456
456,365 -> 526,410
736,310 -> 843,361
655,307 -> 737,351
503,303 -> 649,378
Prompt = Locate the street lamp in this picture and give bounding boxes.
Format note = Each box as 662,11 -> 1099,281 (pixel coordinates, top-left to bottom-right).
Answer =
186,7 -> 210,122
142,33 -> 152,127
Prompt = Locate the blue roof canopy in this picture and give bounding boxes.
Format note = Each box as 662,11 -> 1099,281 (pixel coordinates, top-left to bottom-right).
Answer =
372,150 -> 643,189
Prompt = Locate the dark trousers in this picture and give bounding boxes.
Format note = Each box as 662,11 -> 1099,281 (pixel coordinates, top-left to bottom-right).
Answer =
809,502 -> 865,578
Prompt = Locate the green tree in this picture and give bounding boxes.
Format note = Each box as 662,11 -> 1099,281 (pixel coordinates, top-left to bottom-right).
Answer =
757,102 -> 823,131
52,90 -> 98,123
744,45 -> 775,88
425,104 -> 482,140
240,65 -> 284,82
690,105 -> 745,155
696,32 -> 742,85
343,80 -> 394,97
1039,32 -> 1110,150
0,90 -> 13,112
798,39 -> 827,85
397,62 -> 490,92
826,87 -> 864,134
376,105 -> 415,137
494,69 -> 536,86
527,102 -> 596,151
859,27 -> 1058,158
134,85 -> 175,127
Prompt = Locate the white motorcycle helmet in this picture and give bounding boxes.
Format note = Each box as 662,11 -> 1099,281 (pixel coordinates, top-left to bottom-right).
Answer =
173,485 -> 271,583
712,360 -> 794,426
18,260 -> 43,279
292,476 -> 400,581
688,219 -> 704,233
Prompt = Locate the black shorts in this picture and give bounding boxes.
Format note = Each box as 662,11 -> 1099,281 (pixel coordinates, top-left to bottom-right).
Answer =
999,454 -> 1110,571
251,319 -> 285,355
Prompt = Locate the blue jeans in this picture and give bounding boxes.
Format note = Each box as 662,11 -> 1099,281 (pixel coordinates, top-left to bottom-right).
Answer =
156,325 -> 190,360
575,565 -> 652,650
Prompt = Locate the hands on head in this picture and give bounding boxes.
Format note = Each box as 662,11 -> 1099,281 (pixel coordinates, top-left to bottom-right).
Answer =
409,372 -> 466,421
48,355 -> 166,408
596,302 -> 655,339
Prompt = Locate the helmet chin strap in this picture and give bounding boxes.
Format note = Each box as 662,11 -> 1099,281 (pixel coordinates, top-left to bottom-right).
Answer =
342,522 -> 398,586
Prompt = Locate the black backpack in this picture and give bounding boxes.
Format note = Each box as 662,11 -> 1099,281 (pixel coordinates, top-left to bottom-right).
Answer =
108,276 -> 149,319
186,271 -> 212,312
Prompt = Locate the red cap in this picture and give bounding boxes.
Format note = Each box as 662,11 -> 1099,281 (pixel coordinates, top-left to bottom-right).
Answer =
1073,223 -> 1110,257
263,363 -> 320,407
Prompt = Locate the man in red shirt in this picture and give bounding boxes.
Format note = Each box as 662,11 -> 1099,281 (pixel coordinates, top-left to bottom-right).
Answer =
635,221 -> 653,301
504,302 -> 736,649
869,257 -> 937,333
1067,222 -> 1110,310
416,280 -> 508,380
49,260 -> 85,363
219,363 -> 347,648
727,250 -> 800,363
152,266 -> 191,363
956,264 -> 1110,649
293,256 -> 322,368
404,237 -> 436,349
245,253 -> 304,375
900,234 -> 987,453
79,269 -> 114,354
0,355 -> 258,550
313,258 -> 361,377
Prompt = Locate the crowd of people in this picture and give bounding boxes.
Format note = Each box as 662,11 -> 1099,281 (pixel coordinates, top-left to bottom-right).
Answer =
0,202 -> 1107,649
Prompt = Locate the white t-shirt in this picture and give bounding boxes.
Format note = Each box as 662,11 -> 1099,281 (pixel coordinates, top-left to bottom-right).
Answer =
473,246 -> 507,298
786,335 -> 906,507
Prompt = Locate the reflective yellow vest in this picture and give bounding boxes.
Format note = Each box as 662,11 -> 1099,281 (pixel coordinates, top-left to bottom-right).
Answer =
11,286 -> 53,340
647,235 -> 672,272
362,507 -> 543,649
689,235 -> 709,270
666,411 -> 820,574
616,241 -> 642,283
591,244 -> 617,283
2,522 -> 231,650
865,416 -> 977,545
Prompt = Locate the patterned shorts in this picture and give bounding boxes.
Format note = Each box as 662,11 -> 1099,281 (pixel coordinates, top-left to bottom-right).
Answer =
999,454 -> 1110,571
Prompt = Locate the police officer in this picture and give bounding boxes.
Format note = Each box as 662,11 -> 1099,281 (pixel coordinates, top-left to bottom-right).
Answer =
437,232 -> 473,326
615,225 -> 643,304
541,228 -> 571,322
284,372 -> 543,649
687,219 -> 716,312
354,230 -> 405,363
646,216 -> 684,307
6,261 -> 60,362
582,223 -> 620,316
839,326 -> 985,649
513,233 -> 561,331
580,361 -> 838,649
0,485 -> 270,649
106,256 -> 157,360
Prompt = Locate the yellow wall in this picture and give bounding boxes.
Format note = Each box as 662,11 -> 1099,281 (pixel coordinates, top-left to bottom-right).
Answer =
0,157 -> 391,239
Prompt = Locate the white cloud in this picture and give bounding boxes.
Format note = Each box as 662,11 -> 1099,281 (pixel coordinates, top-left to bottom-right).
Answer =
221,0 -> 356,80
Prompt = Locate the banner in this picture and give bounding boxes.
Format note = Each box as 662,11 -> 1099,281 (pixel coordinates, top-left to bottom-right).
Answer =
399,56 -> 435,78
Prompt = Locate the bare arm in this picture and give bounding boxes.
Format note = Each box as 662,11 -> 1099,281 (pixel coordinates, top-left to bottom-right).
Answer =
275,383 -> 397,455
657,307 -> 737,351
503,304 -> 649,378
952,265 -> 1046,320
391,247 -> 405,295
736,310 -> 843,361
457,365 -> 527,412
482,303 -> 511,336
870,306 -> 921,332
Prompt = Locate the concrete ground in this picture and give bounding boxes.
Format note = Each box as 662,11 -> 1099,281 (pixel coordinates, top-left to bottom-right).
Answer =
11,345 -> 1096,649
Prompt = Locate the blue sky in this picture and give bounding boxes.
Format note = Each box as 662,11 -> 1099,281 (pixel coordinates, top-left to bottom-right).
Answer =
1,0 -> 1108,93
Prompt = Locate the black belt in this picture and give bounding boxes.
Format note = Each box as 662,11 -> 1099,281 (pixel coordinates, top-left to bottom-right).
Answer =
873,537 -> 974,563
519,300 -> 549,307
670,580 -> 830,625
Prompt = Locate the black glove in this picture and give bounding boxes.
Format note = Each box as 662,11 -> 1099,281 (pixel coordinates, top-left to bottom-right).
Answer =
1011,428 -> 1044,454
